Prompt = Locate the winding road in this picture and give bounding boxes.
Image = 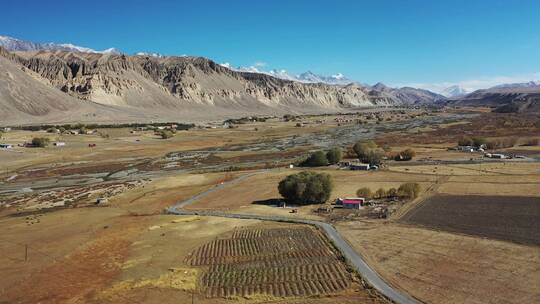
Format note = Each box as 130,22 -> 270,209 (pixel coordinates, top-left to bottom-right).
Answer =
166,172 -> 421,304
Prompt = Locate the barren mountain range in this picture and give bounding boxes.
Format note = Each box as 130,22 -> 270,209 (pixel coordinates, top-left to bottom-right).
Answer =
448,81 -> 540,113
0,39 -> 445,125
1,35 -> 537,125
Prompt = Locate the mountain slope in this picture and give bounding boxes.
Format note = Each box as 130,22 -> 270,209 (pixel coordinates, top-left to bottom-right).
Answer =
0,52 -> 152,125
449,82 -> 540,113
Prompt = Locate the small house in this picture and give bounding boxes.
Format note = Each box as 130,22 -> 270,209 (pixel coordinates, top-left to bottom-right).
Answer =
458,145 -> 474,152
336,197 -> 365,209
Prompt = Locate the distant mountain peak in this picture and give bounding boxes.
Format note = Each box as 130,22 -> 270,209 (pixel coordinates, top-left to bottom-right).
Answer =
491,81 -> 540,90
0,35 -> 121,54
296,71 -> 353,85
441,85 -> 470,98
372,82 -> 389,90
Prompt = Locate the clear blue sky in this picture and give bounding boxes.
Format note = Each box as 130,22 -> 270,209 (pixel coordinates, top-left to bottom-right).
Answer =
2,0 -> 540,88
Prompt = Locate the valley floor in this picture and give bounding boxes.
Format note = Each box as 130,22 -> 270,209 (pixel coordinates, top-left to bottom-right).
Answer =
1,109 -> 539,303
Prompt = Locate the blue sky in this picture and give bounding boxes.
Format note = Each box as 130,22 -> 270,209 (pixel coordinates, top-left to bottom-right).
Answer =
2,0 -> 540,91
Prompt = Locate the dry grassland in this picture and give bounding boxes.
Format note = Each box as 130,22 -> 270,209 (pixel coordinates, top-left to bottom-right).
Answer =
338,221 -> 540,304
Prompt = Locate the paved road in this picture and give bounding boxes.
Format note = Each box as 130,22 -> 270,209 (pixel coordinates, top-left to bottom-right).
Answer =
167,172 -> 421,304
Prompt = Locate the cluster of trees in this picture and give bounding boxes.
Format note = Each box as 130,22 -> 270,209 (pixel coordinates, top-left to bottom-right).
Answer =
356,182 -> 420,199
278,171 -> 333,205
458,136 -> 487,148
352,140 -> 384,165
301,148 -> 342,167
485,137 -> 517,149
459,135 -> 529,149
31,137 -> 50,148
523,138 -> 539,146
16,122 -> 194,132
224,116 -> 268,124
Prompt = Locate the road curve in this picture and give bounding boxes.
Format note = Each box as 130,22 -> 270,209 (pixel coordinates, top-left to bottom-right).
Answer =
166,172 -> 421,304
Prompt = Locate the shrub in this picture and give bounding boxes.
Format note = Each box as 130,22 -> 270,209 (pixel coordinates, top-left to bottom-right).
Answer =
395,148 -> 416,161
375,188 -> 387,199
398,183 -> 421,199
278,171 -> 333,205
31,137 -> 50,148
472,137 -> 487,148
301,151 -> 329,167
356,187 -> 372,198
387,188 -> 398,197
326,148 -> 342,165
458,136 -> 473,146
523,138 -> 539,146
159,130 -> 174,139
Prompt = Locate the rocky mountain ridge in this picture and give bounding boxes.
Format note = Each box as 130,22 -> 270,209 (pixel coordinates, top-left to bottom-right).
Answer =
0,44 -> 446,124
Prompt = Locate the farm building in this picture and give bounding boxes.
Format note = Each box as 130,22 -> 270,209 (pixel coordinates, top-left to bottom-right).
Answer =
335,197 -> 365,209
0,143 -> 13,149
485,153 -> 507,159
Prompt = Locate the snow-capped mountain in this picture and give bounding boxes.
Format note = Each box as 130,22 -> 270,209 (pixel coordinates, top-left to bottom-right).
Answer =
135,52 -> 164,58
491,81 -> 539,90
0,35 -> 121,54
268,69 -> 297,81
221,63 -> 354,86
296,71 -> 353,85
441,85 -> 470,98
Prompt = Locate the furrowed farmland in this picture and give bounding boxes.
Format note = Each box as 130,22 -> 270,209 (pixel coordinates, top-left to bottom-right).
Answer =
401,195 -> 540,245
185,226 -> 352,298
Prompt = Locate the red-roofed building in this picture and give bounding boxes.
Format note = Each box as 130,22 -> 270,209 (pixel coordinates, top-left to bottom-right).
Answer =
335,197 -> 365,209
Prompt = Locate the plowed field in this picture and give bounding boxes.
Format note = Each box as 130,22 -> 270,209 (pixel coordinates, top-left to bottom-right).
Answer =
186,226 -> 352,298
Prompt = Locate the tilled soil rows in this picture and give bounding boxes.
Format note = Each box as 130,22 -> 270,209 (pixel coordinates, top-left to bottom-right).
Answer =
401,194 -> 540,245
185,226 -> 352,298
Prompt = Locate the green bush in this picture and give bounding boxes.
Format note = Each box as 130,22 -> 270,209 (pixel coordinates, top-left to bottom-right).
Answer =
31,137 -> 50,148
326,148 -> 342,165
278,171 -> 333,205
356,187 -> 372,198
398,183 -> 421,199
301,151 -> 329,167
